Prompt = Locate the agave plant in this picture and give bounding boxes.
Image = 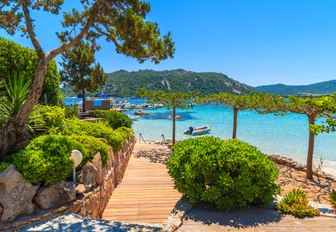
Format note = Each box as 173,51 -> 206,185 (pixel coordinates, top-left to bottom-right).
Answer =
0,72 -> 46,135
0,72 -> 32,124
329,189 -> 336,212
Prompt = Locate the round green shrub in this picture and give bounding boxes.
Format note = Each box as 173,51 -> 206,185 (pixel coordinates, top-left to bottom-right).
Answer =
167,137 -> 280,210
64,119 -> 125,151
12,135 -> 85,185
70,135 -> 109,168
92,110 -> 132,129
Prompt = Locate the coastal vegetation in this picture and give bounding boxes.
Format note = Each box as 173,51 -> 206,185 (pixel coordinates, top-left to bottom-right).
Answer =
279,95 -> 336,179
0,0 -> 174,158
61,69 -> 255,97
91,110 -> 133,129
207,93 -> 278,139
276,188 -> 320,217
0,37 -> 60,105
202,92 -> 336,179
257,80 -> 336,96
167,137 -> 280,210
137,88 -> 194,145
329,189 -> 336,211
0,104 -> 134,185
60,40 -> 107,112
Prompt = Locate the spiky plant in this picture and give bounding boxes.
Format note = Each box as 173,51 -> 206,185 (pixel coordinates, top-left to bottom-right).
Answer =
0,73 -> 45,135
0,72 -> 32,125
329,189 -> 336,212
276,188 -> 320,217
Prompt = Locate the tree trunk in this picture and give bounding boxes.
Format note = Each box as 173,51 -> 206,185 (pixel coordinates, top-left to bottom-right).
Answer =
81,76 -> 86,112
306,114 -> 316,179
0,57 -> 47,158
232,108 -> 238,139
172,107 -> 176,145
0,119 -> 29,159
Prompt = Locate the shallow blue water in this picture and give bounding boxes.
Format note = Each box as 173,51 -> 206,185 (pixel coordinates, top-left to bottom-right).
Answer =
64,98 -> 336,165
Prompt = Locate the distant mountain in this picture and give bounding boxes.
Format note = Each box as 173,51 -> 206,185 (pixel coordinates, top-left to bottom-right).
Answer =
82,69 -> 256,97
256,80 -> 336,96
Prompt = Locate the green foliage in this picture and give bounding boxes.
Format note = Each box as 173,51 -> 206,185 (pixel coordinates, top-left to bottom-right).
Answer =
92,110 -> 132,129
276,188 -> 320,217
64,104 -> 79,118
7,134 -> 112,185
167,137 -> 280,210
0,161 -> 10,173
27,105 -> 66,136
60,41 -> 107,111
64,119 -> 125,151
0,37 -> 60,105
64,69 -> 255,97
0,72 -> 32,128
329,189 -> 336,211
256,80 -> 336,96
115,126 -> 134,140
11,135 -> 85,185
69,135 -> 109,169
137,88 -> 194,109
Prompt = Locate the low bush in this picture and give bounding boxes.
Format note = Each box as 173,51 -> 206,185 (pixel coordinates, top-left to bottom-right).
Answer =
65,104 -> 79,118
276,188 -> 320,217
11,135 -> 85,185
329,189 -> 336,212
167,137 -> 280,210
28,105 -> 66,136
70,135 -> 109,168
0,162 -> 10,173
92,110 -> 132,129
64,119 -> 125,151
115,126 -> 134,140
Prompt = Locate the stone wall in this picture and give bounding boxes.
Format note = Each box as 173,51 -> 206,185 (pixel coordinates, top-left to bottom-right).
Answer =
68,139 -> 135,218
0,139 -> 135,230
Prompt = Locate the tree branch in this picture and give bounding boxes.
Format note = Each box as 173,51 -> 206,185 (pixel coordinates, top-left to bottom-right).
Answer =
46,10 -> 96,62
21,1 -> 44,56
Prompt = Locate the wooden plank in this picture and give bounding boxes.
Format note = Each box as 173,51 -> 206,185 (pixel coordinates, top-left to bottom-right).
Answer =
102,143 -> 182,223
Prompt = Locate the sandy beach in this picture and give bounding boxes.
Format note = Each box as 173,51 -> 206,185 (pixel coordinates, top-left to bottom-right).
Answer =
135,141 -> 336,204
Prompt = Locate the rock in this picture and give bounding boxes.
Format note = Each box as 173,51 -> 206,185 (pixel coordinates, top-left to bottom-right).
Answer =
75,184 -> 86,195
78,162 -> 98,189
33,181 -> 76,210
92,152 -> 103,185
134,109 -> 148,115
0,165 -> 39,222
0,203 -> 3,217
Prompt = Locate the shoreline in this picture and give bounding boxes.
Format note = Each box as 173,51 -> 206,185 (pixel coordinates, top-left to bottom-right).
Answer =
136,140 -> 336,179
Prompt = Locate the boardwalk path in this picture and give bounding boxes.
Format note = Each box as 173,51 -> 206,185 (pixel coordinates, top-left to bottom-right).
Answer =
102,143 -> 181,224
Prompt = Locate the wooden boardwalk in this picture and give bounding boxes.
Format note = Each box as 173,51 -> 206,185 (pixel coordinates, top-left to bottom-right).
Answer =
102,143 -> 181,224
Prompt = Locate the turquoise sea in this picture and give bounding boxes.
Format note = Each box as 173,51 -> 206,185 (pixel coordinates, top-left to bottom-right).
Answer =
64,98 -> 336,169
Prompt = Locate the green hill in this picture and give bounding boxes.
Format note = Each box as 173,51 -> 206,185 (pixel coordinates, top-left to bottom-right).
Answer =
87,69 -> 255,97
256,80 -> 336,96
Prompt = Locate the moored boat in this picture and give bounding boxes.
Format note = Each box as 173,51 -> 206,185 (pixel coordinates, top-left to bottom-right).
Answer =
183,125 -> 211,136
128,115 -> 140,120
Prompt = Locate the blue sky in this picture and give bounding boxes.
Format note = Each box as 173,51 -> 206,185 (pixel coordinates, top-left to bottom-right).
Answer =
1,0 -> 336,86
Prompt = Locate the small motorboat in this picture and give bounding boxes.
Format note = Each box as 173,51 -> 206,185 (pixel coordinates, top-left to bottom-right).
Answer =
184,125 -> 211,136
128,115 -> 140,120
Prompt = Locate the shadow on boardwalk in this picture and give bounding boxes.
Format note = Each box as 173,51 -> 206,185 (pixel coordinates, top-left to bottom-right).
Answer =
20,213 -> 161,232
184,203 -> 284,228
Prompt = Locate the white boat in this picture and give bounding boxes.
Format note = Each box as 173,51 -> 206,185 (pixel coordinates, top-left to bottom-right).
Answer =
128,115 -> 140,120
183,125 -> 211,136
